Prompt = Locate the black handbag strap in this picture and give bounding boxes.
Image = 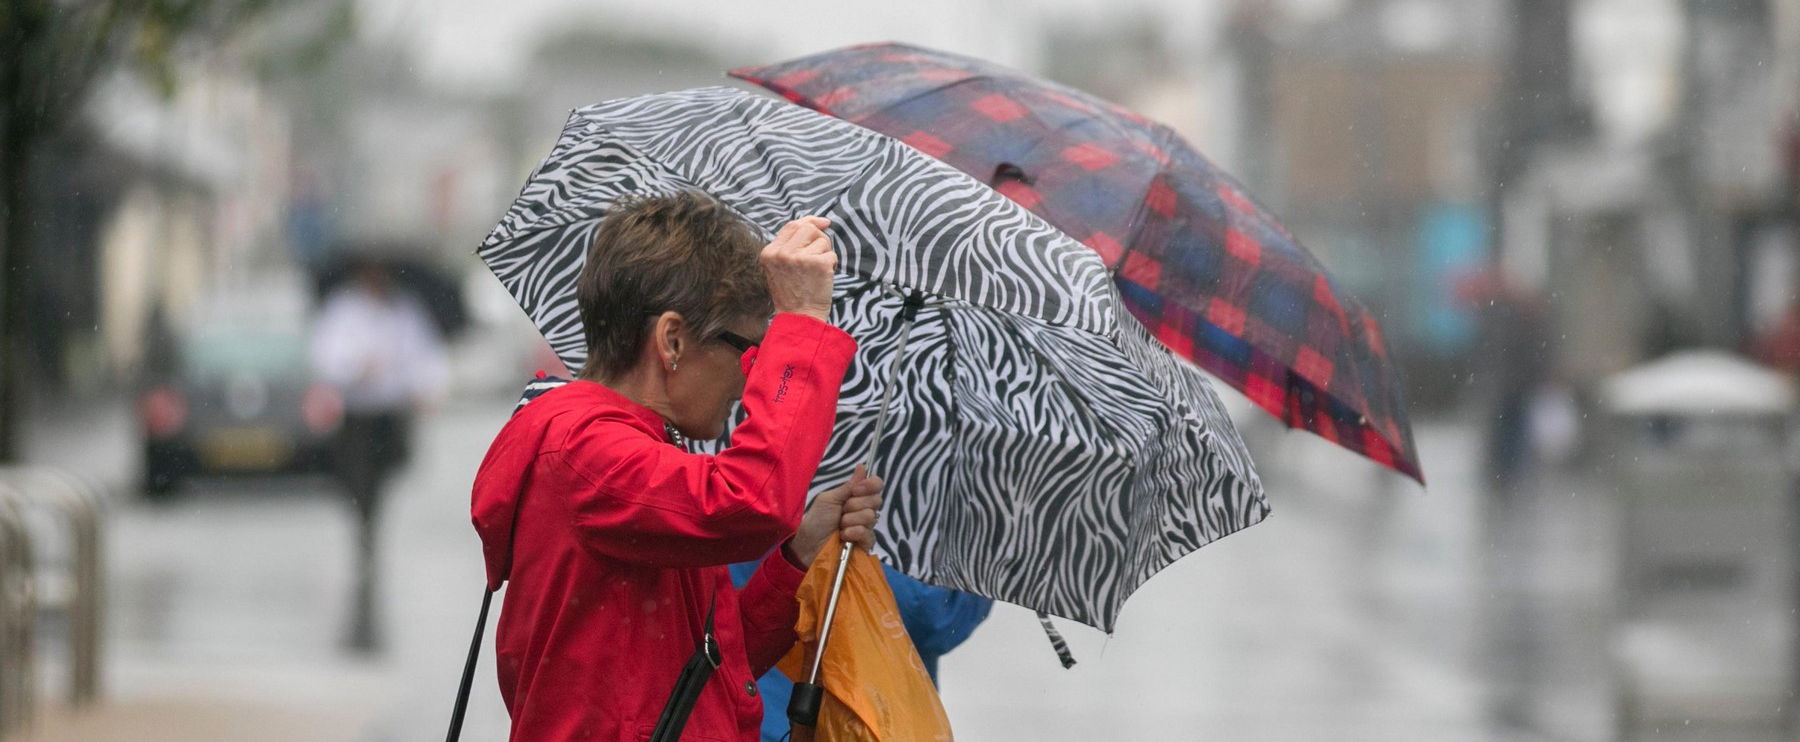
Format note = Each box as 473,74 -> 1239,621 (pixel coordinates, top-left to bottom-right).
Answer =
445,587 -> 495,742
648,593 -> 721,742
446,378 -> 552,741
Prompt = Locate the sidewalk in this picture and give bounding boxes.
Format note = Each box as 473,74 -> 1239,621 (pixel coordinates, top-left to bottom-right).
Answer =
18,389 -> 1634,741
29,694 -> 375,742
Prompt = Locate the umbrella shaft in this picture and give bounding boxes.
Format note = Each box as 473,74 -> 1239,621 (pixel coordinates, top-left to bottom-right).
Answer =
805,541 -> 855,684
861,290 -> 925,470
809,289 -> 925,687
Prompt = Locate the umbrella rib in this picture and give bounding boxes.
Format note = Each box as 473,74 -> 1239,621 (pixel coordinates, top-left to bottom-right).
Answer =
1109,124 -> 1184,276
821,74 -> 986,120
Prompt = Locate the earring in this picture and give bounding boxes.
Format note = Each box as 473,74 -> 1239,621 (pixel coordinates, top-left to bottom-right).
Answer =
670,358 -> 679,372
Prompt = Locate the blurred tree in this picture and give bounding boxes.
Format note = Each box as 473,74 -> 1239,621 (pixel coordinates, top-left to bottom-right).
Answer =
0,0 -> 350,461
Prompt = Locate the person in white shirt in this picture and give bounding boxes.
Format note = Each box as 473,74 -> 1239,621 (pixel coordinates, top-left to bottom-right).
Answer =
310,257 -> 448,652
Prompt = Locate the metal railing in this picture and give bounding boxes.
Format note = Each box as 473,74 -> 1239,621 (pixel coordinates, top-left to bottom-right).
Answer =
0,466 -> 106,739
0,485 -> 34,739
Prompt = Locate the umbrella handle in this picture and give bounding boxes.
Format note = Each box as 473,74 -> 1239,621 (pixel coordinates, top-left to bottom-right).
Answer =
787,681 -> 824,728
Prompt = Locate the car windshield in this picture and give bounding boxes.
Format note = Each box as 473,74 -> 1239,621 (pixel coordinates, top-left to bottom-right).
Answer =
183,330 -> 308,382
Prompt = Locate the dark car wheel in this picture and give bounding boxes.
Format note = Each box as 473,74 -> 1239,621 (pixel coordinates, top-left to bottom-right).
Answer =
143,442 -> 189,501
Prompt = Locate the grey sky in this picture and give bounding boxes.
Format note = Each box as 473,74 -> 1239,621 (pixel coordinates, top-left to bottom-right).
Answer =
354,0 -> 1693,157
354,0 -> 1230,89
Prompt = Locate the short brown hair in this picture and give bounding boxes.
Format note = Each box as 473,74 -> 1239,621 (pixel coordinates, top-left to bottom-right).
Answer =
577,190 -> 771,380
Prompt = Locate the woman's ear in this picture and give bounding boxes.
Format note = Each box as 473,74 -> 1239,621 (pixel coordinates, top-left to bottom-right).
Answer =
654,311 -> 686,368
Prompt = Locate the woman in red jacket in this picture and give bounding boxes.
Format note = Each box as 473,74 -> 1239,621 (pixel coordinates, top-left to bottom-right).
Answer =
472,191 -> 880,742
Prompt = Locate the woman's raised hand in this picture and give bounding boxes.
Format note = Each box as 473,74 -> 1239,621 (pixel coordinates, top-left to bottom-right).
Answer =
761,216 -> 837,321
787,466 -> 884,566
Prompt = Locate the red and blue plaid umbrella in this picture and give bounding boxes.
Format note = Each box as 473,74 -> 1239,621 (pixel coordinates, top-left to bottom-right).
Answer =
732,43 -> 1423,483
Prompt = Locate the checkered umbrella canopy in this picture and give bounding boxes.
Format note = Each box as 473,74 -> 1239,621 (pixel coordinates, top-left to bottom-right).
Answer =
732,43 -> 1422,483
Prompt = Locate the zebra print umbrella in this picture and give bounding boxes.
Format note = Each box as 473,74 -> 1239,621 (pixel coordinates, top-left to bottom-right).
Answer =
480,86 -> 1266,632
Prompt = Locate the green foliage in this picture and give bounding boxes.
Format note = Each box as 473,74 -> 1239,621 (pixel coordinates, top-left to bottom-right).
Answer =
0,0 -> 346,139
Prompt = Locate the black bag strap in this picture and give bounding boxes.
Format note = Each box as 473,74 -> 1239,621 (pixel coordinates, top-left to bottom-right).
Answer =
445,587 -> 495,742
445,377 -> 558,741
444,556 -> 719,741
648,593 -> 722,742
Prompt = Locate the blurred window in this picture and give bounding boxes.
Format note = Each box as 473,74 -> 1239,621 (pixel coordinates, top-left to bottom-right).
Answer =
183,330 -> 308,381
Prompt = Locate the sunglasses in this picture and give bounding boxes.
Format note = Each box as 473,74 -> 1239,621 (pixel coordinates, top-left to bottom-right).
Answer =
643,311 -> 762,374
714,330 -> 758,355
716,330 -> 760,376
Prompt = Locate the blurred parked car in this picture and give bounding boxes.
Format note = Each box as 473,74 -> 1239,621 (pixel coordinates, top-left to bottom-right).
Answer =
139,325 -> 345,498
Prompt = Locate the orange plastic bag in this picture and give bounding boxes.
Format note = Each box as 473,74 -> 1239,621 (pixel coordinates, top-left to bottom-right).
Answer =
777,535 -> 954,742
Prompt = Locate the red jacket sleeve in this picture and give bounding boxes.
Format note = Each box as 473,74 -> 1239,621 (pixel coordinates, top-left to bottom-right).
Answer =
554,314 -> 857,568
737,547 -> 808,676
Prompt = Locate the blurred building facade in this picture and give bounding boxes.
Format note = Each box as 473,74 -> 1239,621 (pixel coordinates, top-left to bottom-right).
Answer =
1264,0 -> 1504,410
40,58 -> 298,389
27,20 -> 520,396
23,0 -> 1800,425
1043,0 -> 1506,411
1046,0 -> 1800,422
1499,0 -> 1800,408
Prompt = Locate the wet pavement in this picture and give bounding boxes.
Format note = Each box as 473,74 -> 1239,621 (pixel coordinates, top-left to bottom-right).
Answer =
13,383 -> 1785,741
937,414 -> 1610,742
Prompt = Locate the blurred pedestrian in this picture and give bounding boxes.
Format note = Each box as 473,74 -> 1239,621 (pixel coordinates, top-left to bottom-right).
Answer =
311,256 -> 448,653
1467,276 -> 1550,494
470,192 -> 883,741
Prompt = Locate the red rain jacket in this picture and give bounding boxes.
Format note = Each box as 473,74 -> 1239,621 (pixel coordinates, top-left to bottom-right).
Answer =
471,313 -> 857,742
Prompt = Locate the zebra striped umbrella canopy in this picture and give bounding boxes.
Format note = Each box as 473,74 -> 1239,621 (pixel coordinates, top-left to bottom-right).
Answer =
732,43 -> 1423,483
479,86 -> 1266,631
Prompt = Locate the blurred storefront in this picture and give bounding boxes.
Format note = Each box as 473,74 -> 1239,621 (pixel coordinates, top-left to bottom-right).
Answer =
24,33 -> 525,398
32,60 -> 297,392
1499,0 -> 1800,396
